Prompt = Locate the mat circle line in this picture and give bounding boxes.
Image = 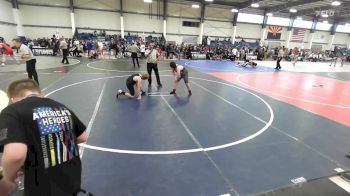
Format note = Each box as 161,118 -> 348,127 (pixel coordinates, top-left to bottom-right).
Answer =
0,58 -> 81,73
45,75 -> 274,155
87,60 -> 172,73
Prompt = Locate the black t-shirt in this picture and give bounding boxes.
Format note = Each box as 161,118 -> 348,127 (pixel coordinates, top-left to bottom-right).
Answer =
0,97 -> 86,196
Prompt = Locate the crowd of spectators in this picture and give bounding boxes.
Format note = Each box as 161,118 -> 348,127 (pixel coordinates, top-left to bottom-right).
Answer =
19,32 -> 350,64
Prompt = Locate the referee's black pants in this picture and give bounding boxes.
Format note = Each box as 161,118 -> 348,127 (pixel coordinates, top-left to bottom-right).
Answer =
26,59 -> 39,85
131,53 -> 139,68
62,49 -> 69,64
276,57 -> 282,69
147,63 -> 161,86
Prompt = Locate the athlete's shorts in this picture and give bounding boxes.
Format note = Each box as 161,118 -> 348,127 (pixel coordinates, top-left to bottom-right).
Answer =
126,80 -> 135,96
180,69 -> 189,83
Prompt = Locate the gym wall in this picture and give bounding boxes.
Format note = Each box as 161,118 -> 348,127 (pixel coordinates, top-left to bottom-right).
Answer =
0,0 -> 17,41
2,0 -> 350,48
20,5 -> 72,38
235,23 -> 261,41
75,9 -> 120,30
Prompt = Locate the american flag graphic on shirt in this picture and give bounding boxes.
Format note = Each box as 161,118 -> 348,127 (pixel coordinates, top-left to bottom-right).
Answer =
33,107 -> 79,168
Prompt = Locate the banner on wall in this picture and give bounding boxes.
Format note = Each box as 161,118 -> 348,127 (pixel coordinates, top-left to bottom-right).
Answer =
311,44 -> 323,52
267,42 -> 281,49
291,28 -> 306,42
182,36 -> 198,44
313,34 -> 327,43
267,26 -> 282,40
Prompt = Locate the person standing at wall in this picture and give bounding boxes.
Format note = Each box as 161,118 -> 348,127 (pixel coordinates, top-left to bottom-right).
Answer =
72,40 -> 78,57
92,40 -> 98,58
86,40 -> 93,57
97,41 -> 103,58
77,41 -> 83,57
0,44 -> 5,67
67,39 -> 73,56
59,38 -> 69,64
145,43 -> 162,88
166,44 -> 171,59
51,35 -> 58,56
115,44 -> 120,58
122,44 -> 126,57
12,39 -> 39,85
140,43 -> 146,59
292,47 -> 299,67
275,46 -> 284,70
128,42 -> 140,68
329,46 -> 342,67
0,37 -> 13,67
232,47 -> 238,61
240,48 -> 245,61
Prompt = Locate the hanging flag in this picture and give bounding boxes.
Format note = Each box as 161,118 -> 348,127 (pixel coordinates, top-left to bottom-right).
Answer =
267,26 -> 282,40
291,28 -> 306,42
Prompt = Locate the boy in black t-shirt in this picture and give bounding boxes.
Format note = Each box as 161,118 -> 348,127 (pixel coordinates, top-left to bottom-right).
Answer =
0,79 -> 88,196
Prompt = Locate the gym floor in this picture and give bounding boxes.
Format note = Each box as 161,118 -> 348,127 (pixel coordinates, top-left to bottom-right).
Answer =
1,57 -> 350,196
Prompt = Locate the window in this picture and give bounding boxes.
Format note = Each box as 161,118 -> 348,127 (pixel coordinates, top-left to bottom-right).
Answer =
293,20 -> 313,29
182,21 -> 200,27
237,13 -> 264,24
267,17 -> 290,27
316,23 -> 332,31
336,25 -> 350,33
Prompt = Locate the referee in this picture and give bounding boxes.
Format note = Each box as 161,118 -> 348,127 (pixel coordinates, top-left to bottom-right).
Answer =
145,43 -> 162,88
128,42 -> 140,68
12,39 -> 39,85
59,38 -> 69,64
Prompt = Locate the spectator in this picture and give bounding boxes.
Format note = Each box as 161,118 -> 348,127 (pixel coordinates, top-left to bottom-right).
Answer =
86,40 -> 94,57
232,47 -> 238,61
140,42 -> 146,58
0,79 -> 88,196
275,46 -> 284,70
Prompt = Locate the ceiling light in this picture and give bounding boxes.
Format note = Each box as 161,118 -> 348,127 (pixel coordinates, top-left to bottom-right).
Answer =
296,16 -> 302,20
144,0 -> 152,3
251,3 -> 259,8
323,20 -> 328,23
192,4 -> 200,8
331,1 -> 341,6
266,13 -> 273,16
321,13 -> 329,18
205,0 -> 214,2
231,9 -> 239,13
289,8 -> 297,13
